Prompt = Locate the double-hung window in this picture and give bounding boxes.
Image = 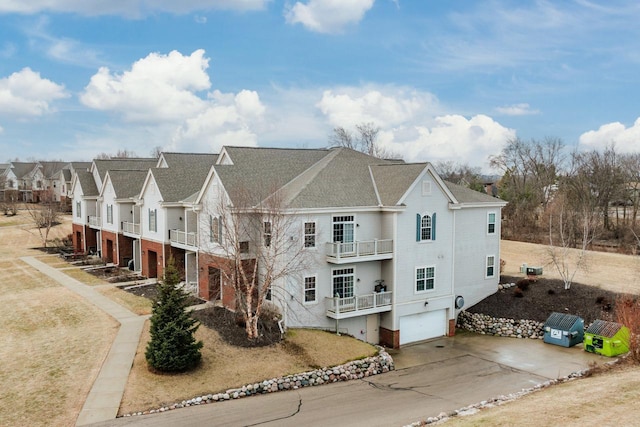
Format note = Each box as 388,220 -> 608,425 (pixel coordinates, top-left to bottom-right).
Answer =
488,212 -> 496,234
210,215 -> 221,243
332,268 -> 354,298
304,276 -> 317,303
264,221 -> 272,247
486,255 -> 496,278
416,213 -> 436,241
149,209 -> 157,232
76,201 -> 81,218
106,205 -> 113,224
416,266 -> 435,292
304,222 -> 316,248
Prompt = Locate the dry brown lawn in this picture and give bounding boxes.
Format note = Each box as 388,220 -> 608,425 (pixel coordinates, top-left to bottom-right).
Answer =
62,267 -> 112,286
0,256 -> 118,427
501,239 -> 640,294
97,286 -> 153,315
119,324 -> 377,415
445,364 -> 640,427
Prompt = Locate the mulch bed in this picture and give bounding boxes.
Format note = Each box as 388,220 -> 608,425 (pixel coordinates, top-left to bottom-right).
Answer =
469,275 -> 625,324
191,306 -> 282,348
120,284 -> 205,307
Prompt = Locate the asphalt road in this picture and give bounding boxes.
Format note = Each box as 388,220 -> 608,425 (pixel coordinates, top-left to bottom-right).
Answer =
89,332 -> 603,427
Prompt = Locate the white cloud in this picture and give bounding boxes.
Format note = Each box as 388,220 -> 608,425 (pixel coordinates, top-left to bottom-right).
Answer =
0,67 -> 68,116
170,89 -> 265,152
0,0 -> 269,17
317,86 -> 439,128
314,86 -> 514,170
194,15 -> 208,24
495,103 -> 540,116
80,50 -> 211,123
285,0 -> 374,34
579,117 -> 640,153
0,124 -> 4,134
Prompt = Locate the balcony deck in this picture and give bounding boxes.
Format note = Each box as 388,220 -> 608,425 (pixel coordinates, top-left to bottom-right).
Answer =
88,215 -> 101,229
325,239 -> 393,264
325,292 -> 392,319
170,229 -> 198,250
122,221 -> 140,237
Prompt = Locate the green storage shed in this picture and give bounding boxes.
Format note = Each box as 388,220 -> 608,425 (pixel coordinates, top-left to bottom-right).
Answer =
584,319 -> 630,357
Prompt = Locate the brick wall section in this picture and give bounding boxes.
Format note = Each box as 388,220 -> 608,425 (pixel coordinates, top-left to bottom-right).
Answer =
101,230 -> 118,264
141,239 -> 168,279
448,319 -> 456,336
72,223 -> 84,253
85,227 -> 98,253
379,327 -> 400,349
118,234 -> 134,267
198,252 -> 236,309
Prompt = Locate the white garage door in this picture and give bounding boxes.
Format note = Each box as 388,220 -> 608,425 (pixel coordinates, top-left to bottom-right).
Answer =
399,310 -> 447,345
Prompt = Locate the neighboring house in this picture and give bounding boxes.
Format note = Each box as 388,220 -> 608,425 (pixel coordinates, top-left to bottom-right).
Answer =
72,158 -> 157,256
134,153 -> 217,280
4,162 -> 40,201
189,146 -> 506,348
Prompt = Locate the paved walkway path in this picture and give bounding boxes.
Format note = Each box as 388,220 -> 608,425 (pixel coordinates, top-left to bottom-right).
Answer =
21,257 -> 148,426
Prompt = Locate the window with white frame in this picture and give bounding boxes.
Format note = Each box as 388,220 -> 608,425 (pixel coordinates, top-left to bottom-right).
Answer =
304,222 -> 316,248
210,215 -> 221,243
332,267 -> 354,298
416,213 -> 436,241
488,212 -> 496,234
304,276 -> 317,303
76,201 -> 81,218
416,266 -> 435,292
149,208 -> 157,232
106,205 -> 113,224
264,221 -> 272,247
486,255 -> 496,278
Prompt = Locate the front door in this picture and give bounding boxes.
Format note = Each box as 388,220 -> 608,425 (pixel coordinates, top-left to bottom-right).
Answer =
148,250 -> 158,278
106,239 -> 114,263
366,314 -> 379,344
208,267 -> 221,301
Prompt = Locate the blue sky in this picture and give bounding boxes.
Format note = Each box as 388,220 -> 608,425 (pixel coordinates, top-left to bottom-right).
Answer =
1,0 -> 639,171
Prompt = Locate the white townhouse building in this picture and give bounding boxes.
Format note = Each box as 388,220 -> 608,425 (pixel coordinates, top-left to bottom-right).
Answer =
189,146 -> 506,348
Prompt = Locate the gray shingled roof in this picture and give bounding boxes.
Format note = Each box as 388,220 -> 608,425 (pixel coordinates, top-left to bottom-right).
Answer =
39,161 -> 67,179
215,147 -> 329,206
62,169 -> 72,182
9,162 -> 39,179
70,162 -> 91,173
108,170 -> 149,199
76,170 -> 99,197
371,163 -> 427,206
160,152 -> 218,170
92,158 -> 157,181
444,180 -> 503,204
286,148 -> 395,209
151,160 -> 213,203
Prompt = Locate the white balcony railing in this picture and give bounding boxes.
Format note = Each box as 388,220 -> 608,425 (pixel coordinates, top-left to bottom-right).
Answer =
122,221 -> 140,235
88,215 -> 101,228
325,291 -> 392,319
325,239 -> 393,263
170,229 -> 197,248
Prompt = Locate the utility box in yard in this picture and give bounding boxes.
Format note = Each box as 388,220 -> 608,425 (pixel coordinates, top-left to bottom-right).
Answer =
584,319 -> 630,357
543,312 -> 584,347
526,266 -> 543,276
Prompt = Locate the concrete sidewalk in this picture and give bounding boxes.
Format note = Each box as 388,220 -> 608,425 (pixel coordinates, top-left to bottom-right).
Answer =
21,256 -> 147,426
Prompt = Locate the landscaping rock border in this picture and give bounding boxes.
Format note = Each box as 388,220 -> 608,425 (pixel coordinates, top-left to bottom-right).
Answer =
120,346 -> 394,418
457,310 -> 545,339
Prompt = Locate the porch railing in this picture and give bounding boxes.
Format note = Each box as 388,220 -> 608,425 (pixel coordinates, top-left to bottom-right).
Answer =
325,239 -> 393,260
122,221 -> 140,235
88,215 -> 101,227
170,229 -> 197,247
325,291 -> 392,315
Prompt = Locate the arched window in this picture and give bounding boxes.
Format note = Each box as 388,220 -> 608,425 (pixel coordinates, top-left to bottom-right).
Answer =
416,212 -> 436,241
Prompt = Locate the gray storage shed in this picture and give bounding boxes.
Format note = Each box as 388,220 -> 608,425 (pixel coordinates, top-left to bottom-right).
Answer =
543,312 -> 584,347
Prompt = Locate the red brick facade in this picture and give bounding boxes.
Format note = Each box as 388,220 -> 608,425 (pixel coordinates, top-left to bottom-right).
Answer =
141,239 -> 168,279
379,327 -> 400,349
101,230 -> 118,264
72,223 -> 85,253
197,252 -> 237,309
448,319 -> 456,337
72,223 -> 98,254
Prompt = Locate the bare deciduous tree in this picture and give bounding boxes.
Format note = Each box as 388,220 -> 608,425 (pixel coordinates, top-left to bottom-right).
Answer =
25,189 -> 60,248
329,122 -> 399,159
95,149 -> 138,160
205,188 -> 310,339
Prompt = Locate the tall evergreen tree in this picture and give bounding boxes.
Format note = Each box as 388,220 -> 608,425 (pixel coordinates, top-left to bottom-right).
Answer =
145,257 -> 203,372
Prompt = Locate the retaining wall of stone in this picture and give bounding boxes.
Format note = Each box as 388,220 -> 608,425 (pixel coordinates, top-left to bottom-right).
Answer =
457,310 -> 545,339
121,347 -> 394,417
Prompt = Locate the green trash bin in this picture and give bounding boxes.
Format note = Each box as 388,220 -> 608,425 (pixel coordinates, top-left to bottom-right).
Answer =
584,320 -> 630,357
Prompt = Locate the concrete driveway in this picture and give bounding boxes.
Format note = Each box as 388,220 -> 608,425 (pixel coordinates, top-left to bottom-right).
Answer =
90,332 -> 607,427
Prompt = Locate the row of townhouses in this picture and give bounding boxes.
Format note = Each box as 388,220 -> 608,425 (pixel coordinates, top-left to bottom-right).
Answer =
71,147 -> 506,348
0,161 -> 91,203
